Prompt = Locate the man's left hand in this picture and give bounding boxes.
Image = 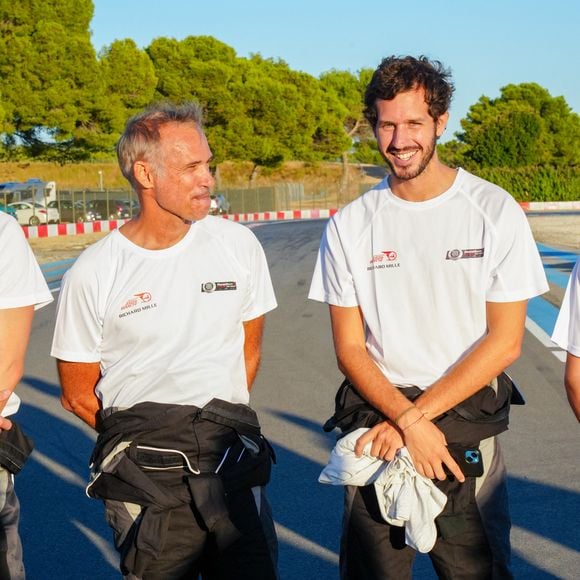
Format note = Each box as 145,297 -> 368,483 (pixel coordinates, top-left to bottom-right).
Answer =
354,421 -> 404,460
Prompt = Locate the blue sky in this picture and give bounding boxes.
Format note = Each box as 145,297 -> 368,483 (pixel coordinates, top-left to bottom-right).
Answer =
91,0 -> 579,142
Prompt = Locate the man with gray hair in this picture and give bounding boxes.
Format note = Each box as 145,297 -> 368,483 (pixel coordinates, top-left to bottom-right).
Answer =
51,102 -> 279,579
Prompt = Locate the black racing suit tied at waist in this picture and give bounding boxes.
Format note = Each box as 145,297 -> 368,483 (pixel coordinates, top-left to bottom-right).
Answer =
322,373 -> 521,539
88,399 -> 275,577
323,372 -> 519,444
0,421 -> 34,475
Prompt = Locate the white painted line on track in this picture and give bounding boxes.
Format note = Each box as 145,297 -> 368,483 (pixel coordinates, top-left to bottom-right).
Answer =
526,318 -> 555,347
553,350 -> 568,363
275,523 -> 339,565
31,450 -> 86,487
511,525 -> 580,577
526,317 -> 567,362
72,520 -> 119,569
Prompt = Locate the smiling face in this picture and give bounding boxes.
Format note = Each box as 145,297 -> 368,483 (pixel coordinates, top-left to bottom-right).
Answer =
139,121 -> 215,223
374,87 -> 448,183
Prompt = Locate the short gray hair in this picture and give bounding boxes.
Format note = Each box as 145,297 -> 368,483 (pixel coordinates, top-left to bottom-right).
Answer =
116,101 -> 205,189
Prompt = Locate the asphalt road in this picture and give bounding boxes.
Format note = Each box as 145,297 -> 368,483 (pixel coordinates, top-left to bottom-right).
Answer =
15,219 -> 580,579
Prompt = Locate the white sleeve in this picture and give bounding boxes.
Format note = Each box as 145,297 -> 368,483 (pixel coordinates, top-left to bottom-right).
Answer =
552,259 -> 580,356
309,217 -> 358,307
486,200 -> 549,302
50,259 -> 104,363
241,234 -> 277,321
0,216 -> 53,310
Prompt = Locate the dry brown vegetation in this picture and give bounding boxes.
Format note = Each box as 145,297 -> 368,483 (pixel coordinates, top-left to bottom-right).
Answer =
0,161 -> 127,189
0,160 -> 383,199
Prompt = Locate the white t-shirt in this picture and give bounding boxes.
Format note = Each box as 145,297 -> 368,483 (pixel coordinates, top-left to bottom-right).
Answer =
51,216 -> 277,409
309,168 -> 549,389
0,212 -> 53,416
552,258 -> 580,357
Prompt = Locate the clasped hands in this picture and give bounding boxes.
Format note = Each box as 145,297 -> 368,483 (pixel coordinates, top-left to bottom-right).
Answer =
354,409 -> 465,482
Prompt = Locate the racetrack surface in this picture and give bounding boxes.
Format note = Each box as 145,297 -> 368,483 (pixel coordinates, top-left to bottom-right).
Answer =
15,218 -> 580,579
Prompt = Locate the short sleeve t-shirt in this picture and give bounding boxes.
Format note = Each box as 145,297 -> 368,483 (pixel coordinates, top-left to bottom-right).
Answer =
309,169 -> 549,389
0,212 -> 53,416
552,258 -> 580,357
51,216 -> 277,409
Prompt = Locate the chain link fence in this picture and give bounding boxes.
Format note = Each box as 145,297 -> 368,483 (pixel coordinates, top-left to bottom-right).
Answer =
2,181 -> 378,224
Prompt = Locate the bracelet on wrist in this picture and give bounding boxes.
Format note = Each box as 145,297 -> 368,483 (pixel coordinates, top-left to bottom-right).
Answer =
394,405 -> 416,426
401,413 -> 425,432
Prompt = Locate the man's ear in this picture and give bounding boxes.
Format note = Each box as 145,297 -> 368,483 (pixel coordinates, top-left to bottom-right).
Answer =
436,112 -> 449,138
133,160 -> 155,189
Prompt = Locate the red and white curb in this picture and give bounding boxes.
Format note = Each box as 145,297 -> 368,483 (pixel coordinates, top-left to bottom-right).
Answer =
23,219 -> 129,239
520,200 -> 580,211
22,209 -> 338,239
21,203 -> 578,239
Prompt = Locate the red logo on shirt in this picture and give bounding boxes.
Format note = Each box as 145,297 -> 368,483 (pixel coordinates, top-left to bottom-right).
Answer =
370,250 -> 398,264
121,291 -> 153,310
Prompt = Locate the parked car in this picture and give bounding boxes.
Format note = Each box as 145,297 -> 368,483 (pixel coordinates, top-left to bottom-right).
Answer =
8,201 -> 60,225
0,203 -> 17,220
85,199 -> 132,220
47,200 -> 102,223
209,193 -> 230,215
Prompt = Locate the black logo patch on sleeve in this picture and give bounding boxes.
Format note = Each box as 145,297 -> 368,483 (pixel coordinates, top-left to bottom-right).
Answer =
445,248 -> 484,260
201,281 -> 237,293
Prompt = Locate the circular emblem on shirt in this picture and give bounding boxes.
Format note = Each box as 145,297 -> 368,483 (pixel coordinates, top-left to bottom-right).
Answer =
448,249 -> 461,260
203,282 -> 216,293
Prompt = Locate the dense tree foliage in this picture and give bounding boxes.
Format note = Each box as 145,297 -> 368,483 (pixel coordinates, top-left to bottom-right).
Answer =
0,0 -> 101,159
148,39 -> 347,181
455,83 -> 580,168
318,69 -> 380,165
0,0 -> 578,202
99,39 -> 158,125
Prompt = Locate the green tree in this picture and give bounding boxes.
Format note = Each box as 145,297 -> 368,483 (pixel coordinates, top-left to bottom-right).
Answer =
437,140 -> 470,168
467,108 -> 544,167
457,83 -> 580,168
149,37 -> 347,182
147,36 -> 245,164
0,0 -> 102,160
86,39 -> 158,152
237,55 -> 347,180
318,69 -> 374,187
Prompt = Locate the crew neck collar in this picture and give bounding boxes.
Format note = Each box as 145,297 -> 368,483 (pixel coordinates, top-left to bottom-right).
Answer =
113,221 -> 197,257
385,168 -> 465,210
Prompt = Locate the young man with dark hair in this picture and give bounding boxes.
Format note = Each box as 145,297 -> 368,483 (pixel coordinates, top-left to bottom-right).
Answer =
310,55 -> 549,578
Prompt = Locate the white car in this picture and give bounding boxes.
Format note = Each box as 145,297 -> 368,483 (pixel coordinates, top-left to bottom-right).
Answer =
8,201 -> 60,225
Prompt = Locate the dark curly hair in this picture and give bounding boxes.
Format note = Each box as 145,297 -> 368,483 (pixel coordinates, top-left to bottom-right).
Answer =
363,56 -> 454,128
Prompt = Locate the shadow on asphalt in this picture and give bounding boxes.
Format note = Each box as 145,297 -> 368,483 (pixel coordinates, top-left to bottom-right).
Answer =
508,475 -> 580,575
267,409 -> 580,579
13,377 -> 579,579
17,377 -> 117,579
